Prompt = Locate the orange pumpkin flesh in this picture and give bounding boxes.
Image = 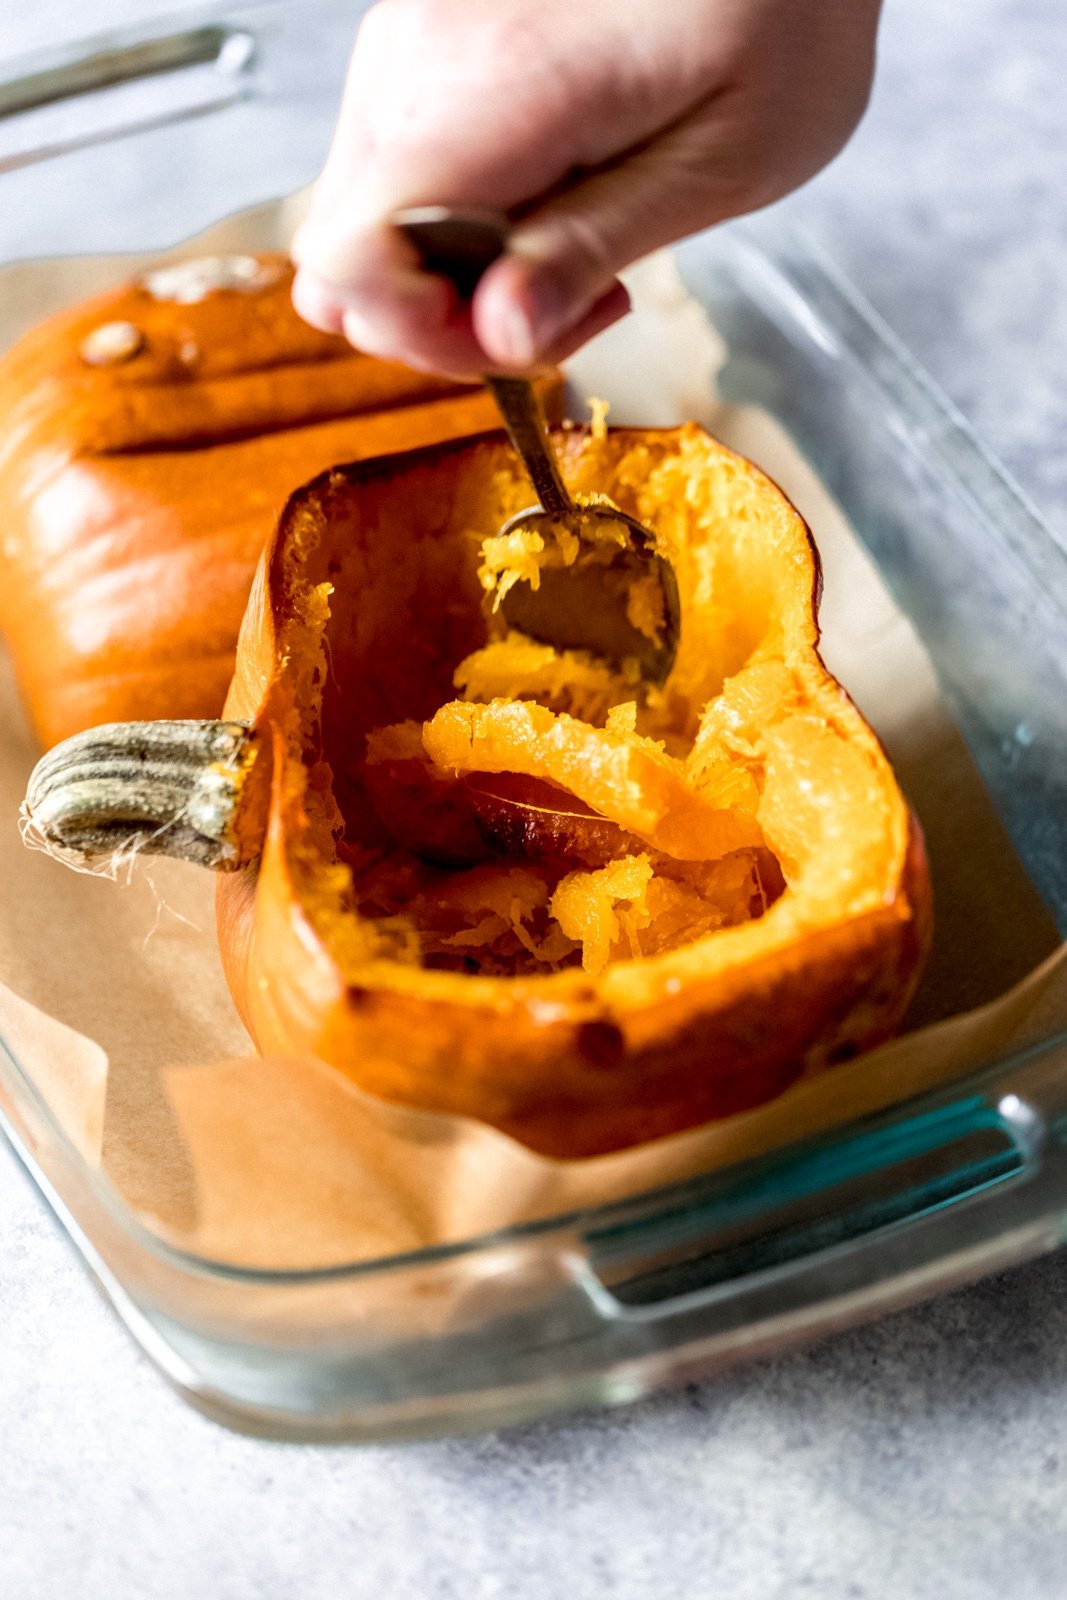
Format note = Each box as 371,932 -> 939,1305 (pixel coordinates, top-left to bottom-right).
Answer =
217,424 -> 931,1158
0,253 -> 561,746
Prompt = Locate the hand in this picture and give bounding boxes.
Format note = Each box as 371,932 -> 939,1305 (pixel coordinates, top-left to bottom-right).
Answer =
292,0 -> 882,376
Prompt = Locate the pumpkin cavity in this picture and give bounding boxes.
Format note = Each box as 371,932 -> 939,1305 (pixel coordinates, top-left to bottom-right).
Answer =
206,424 -> 928,1153
271,429 -> 823,980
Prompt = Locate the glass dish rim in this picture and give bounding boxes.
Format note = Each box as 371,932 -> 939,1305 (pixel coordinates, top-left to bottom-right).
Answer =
1,203 -> 1063,1290
7,1007 -> 1067,1289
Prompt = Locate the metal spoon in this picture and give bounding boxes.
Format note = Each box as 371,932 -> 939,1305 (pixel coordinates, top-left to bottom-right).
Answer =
393,206 -> 680,685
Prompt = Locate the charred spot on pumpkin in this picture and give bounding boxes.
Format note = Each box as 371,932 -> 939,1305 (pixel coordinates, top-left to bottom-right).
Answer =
575,1020 -> 625,1070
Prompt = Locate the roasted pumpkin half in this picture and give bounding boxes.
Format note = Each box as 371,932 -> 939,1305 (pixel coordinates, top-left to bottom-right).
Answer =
25,424 -> 931,1157
0,252 -> 559,746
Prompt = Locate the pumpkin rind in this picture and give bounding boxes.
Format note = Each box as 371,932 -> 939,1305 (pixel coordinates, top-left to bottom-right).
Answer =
217,424 -> 932,1157
0,254 -> 561,746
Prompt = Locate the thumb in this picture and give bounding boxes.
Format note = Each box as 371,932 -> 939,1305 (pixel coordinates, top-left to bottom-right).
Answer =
473,100 -> 768,367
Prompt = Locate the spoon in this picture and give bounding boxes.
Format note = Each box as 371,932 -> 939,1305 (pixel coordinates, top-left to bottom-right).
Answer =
393,206 -> 680,685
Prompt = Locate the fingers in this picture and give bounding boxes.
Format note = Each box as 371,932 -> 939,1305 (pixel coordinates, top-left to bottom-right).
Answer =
292,176 -> 634,378
293,261 -> 630,380
470,24 -> 878,374
290,0 -> 716,372
290,0 -> 884,373
301,0 -> 711,228
467,103 -> 751,369
291,100 -> 730,376
292,94 -> 788,374
525,280 -> 633,368
291,219 -> 457,368
290,271 -> 347,337
472,259 -> 632,371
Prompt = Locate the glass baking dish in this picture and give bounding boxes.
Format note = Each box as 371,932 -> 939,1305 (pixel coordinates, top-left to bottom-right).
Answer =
1,2 -> 1066,1442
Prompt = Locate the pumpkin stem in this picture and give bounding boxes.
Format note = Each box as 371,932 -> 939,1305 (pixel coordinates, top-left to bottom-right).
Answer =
22,719 -> 257,870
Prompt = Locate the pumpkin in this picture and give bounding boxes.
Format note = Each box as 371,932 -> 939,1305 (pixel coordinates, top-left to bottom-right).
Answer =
0,252 -> 561,747
25,424 -> 931,1157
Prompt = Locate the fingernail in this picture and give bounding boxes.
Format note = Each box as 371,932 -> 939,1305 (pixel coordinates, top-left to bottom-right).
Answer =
484,271 -> 569,367
489,299 -> 537,367
527,274 -> 571,356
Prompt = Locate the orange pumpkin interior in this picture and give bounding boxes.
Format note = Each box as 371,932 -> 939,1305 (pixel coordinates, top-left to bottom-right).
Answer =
219,424 -> 929,1154
307,425 -> 805,977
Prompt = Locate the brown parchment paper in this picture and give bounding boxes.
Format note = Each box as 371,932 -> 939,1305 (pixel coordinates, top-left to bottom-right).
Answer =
0,215 -> 1061,1272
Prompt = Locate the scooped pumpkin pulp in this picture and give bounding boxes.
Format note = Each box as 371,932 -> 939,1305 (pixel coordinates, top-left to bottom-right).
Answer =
301,427 -> 808,980
218,424 -> 928,1155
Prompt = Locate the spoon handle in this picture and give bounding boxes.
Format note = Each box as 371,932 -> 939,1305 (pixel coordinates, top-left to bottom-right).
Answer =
482,373 -> 575,520
392,206 -> 578,519
392,205 -> 508,297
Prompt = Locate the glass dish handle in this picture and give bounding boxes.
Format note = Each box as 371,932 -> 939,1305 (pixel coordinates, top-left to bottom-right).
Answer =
0,14 -> 258,172
583,1032 -> 1067,1344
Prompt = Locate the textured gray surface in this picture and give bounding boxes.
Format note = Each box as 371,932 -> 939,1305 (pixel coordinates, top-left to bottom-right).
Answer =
2,1 -> 1067,1596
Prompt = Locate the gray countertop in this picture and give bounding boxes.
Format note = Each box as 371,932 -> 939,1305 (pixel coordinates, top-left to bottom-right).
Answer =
3,2 -> 1067,1596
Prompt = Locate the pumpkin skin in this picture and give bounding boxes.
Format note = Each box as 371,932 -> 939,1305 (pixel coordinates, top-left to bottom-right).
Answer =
217,424 -> 932,1158
0,253 -> 561,747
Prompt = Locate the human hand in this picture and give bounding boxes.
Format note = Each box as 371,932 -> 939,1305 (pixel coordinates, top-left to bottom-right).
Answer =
292,0 -> 882,376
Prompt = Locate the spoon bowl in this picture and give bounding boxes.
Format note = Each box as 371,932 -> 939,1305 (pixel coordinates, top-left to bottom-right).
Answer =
394,207 -> 681,685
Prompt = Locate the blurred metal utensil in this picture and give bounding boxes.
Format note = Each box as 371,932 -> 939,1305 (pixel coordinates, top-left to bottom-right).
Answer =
394,205 -> 680,684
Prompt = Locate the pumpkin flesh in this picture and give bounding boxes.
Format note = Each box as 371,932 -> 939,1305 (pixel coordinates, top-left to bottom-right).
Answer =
219,425 -> 930,1157
0,254 -> 560,745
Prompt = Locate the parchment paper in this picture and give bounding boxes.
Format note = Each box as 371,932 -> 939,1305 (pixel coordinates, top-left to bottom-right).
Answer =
0,208 -> 1060,1271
